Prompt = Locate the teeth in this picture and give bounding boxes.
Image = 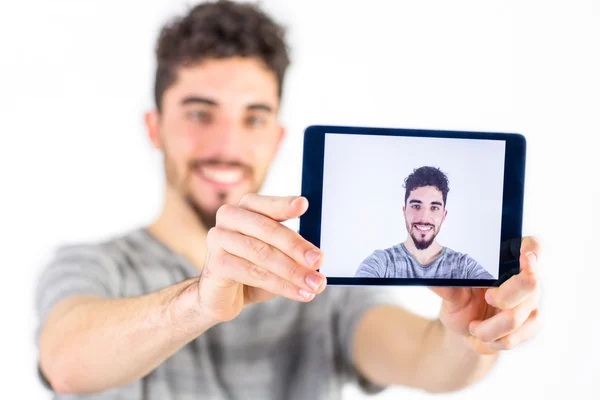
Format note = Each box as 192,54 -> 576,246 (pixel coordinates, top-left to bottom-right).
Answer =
416,224 -> 432,231
201,167 -> 244,184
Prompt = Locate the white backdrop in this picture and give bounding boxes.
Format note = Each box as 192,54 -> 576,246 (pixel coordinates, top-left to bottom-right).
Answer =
1,0 -> 599,399
320,133 -> 505,277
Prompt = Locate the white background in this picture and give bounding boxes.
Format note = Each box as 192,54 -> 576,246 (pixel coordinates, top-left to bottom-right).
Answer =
320,133 -> 505,277
1,0 -> 599,399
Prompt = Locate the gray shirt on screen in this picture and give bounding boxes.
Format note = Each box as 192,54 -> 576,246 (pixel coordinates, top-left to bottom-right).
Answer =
35,228 -> 400,400
355,243 -> 494,279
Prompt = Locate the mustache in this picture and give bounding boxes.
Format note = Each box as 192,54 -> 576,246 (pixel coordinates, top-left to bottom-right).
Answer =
412,222 -> 435,227
189,158 -> 253,173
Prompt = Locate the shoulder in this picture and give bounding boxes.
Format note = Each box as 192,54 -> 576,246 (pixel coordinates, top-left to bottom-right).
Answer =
443,247 -> 478,266
373,244 -> 407,260
49,229 -> 142,265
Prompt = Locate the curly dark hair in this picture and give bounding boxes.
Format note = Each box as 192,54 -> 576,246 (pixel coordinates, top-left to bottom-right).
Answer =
403,166 -> 450,206
154,0 -> 290,111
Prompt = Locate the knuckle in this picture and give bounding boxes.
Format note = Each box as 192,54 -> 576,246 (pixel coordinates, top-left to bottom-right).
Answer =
251,240 -> 273,263
495,295 -> 509,310
259,215 -> 279,235
504,311 -> 520,332
286,262 -> 301,282
239,193 -> 254,208
248,263 -> 268,281
206,227 -> 220,246
216,204 -> 234,221
289,236 -> 307,256
521,270 -> 539,291
478,331 -> 494,343
500,334 -> 517,350
278,278 -> 291,295
523,236 -> 542,256
213,249 -> 229,268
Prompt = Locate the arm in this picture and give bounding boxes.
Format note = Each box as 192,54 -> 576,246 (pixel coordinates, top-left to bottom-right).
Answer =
355,251 -> 384,278
352,306 -> 498,393
39,278 -> 216,394
38,195 -> 327,395
353,237 -> 542,393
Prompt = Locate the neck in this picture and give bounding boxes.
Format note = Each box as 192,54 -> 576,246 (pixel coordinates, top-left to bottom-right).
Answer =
147,188 -> 209,271
403,237 -> 444,265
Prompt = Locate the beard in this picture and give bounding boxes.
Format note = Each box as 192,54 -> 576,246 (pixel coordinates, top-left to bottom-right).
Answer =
407,222 -> 439,250
164,151 -> 256,230
184,192 -> 225,230
411,231 -> 436,250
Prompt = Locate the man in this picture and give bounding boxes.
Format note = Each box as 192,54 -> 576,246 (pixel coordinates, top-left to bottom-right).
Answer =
355,166 -> 494,279
35,1 -> 542,399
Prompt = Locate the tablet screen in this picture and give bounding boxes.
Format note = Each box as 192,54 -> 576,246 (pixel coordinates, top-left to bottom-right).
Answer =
319,132 -> 506,280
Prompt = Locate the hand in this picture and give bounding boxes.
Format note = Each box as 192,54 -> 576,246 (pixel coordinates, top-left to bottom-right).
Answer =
197,194 -> 327,322
430,237 -> 542,354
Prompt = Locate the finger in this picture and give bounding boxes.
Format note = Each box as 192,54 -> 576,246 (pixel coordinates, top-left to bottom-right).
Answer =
482,308 -> 542,351
212,227 -> 327,294
215,205 -> 323,270
484,266 -> 540,310
428,287 -> 472,312
207,248 -> 317,303
237,193 -> 308,222
470,295 -> 538,343
520,236 -> 542,274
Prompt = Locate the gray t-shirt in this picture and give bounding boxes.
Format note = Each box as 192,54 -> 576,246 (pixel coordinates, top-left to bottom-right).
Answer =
35,228 -> 400,400
355,243 -> 494,279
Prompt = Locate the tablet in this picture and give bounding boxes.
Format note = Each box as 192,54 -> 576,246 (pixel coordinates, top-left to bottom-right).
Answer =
299,125 -> 526,287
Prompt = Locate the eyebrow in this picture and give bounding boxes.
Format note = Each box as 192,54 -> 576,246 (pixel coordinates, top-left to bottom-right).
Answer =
181,96 -> 217,106
181,97 -> 274,113
409,199 -> 444,207
247,103 -> 273,113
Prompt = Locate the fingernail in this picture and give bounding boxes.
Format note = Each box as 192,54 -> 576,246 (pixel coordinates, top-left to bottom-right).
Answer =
306,273 -> 324,291
469,324 -> 477,336
305,249 -> 321,266
290,197 -> 304,207
299,288 -> 315,300
527,252 -> 537,265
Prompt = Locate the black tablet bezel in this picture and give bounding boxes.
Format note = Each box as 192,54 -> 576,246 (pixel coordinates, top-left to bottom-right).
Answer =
299,125 -> 526,287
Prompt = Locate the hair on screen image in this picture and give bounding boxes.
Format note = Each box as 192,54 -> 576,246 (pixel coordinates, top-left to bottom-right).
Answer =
403,166 -> 450,206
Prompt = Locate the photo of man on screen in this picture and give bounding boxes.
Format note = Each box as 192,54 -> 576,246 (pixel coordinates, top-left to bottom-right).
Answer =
355,166 -> 494,279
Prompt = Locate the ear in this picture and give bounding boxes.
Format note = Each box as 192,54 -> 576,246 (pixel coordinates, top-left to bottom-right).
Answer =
267,125 -> 286,163
276,125 -> 286,149
145,110 -> 162,150
442,209 -> 448,222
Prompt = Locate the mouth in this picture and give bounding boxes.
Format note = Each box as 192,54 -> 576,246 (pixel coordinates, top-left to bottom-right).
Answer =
413,223 -> 434,233
195,164 -> 249,188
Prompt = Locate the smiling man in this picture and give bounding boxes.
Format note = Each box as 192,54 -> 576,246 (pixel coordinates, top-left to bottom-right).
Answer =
35,2 -> 541,400
355,166 -> 494,279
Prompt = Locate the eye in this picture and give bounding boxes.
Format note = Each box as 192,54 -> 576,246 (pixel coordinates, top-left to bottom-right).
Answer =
412,204 -> 420,210
432,206 -> 439,212
187,110 -> 212,123
245,115 -> 266,128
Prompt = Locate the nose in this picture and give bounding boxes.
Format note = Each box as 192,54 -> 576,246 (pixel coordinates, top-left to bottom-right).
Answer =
416,208 -> 433,223
206,118 -> 245,158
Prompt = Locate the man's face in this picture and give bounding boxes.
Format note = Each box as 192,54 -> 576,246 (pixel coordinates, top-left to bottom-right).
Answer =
146,57 -> 284,228
402,186 -> 447,250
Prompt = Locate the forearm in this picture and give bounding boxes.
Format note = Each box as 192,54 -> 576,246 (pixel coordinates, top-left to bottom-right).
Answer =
39,277 -> 217,394
415,318 -> 499,393
354,306 -> 498,393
